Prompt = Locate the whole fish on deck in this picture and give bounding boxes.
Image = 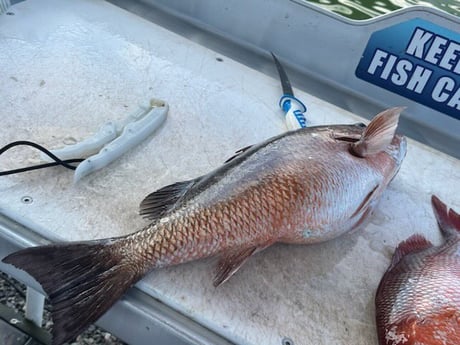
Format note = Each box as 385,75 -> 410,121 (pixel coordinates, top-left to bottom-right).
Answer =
375,196 -> 460,345
3,108 -> 406,345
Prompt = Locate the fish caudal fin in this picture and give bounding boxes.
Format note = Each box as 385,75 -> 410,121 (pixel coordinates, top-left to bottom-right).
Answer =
351,107 -> 404,157
2,240 -> 140,345
432,195 -> 460,239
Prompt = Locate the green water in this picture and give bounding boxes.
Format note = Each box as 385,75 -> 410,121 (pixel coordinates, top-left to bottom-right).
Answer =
305,0 -> 459,20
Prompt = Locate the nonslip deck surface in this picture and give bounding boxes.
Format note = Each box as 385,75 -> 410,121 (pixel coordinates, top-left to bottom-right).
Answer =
0,1 -> 459,345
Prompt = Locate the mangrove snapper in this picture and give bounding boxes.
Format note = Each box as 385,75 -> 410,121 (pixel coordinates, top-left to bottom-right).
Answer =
375,196 -> 460,345
3,107 -> 406,344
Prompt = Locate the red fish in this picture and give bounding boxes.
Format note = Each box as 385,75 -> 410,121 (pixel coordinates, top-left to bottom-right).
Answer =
3,108 -> 406,345
375,196 -> 460,345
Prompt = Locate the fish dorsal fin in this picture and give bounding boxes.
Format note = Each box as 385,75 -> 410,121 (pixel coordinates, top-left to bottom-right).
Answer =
432,195 -> 460,239
139,179 -> 197,220
390,234 -> 433,269
351,107 -> 404,157
224,145 -> 253,163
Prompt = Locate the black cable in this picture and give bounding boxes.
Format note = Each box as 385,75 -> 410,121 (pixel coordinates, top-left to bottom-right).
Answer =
0,140 -> 84,176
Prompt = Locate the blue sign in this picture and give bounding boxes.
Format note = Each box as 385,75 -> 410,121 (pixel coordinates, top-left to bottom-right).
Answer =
356,18 -> 460,120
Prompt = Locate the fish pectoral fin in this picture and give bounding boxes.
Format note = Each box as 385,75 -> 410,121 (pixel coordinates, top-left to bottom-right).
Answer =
214,245 -> 263,287
139,179 -> 197,220
390,234 -> 433,270
350,107 -> 404,157
224,145 -> 254,163
350,185 -> 379,219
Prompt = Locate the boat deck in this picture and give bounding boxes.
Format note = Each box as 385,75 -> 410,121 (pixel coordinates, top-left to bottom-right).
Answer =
0,303 -> 47,345
0,320 -> 34,345
0,1 -> 459,345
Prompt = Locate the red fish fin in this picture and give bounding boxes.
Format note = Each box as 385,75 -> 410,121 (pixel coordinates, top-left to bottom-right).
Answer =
350,206 -> 374,234
213,246 -> 260,287
432,195 -> 460,239
390,234 -> 433,269
351,107 -> 404,157
139,179 -> 198,220
2,240 -> 140,345
350,185 -> 379,219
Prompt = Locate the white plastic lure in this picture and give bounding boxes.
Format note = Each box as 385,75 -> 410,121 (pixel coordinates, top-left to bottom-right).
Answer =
41,98 -> 168,182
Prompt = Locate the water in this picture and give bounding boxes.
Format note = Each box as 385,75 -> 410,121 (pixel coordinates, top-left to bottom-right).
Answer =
305,0 -> 460,20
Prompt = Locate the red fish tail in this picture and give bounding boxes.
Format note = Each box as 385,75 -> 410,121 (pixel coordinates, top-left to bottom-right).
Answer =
432,195 -> 460,239
2,239 -> 141,345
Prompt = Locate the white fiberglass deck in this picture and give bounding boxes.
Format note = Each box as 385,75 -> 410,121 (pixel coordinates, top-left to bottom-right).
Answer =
0,1 -> 459,345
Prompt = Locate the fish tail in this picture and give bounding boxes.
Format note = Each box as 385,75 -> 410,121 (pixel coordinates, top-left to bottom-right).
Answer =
432,195 -> 460,238
2,239 -> 141,345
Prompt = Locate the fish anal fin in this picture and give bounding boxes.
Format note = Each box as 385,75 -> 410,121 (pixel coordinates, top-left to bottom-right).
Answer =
432,195 -> 460,239
214,245 -> 263,287
351,107 -> 404,157
390,234 -> 433,269
139,179 -> 197,220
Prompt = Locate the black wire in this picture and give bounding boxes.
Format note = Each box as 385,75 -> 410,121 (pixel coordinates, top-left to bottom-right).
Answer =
0,140 -> 84,176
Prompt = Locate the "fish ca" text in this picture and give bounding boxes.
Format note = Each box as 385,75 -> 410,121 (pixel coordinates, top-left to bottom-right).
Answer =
367,27 -> 460,111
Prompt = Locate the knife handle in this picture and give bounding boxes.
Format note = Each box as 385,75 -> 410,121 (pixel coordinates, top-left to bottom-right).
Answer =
279,95 -> 307,130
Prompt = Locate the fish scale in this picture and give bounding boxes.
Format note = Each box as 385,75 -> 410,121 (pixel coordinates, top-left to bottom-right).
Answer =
133,122 -> 393,268
376,196 -> 460,345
